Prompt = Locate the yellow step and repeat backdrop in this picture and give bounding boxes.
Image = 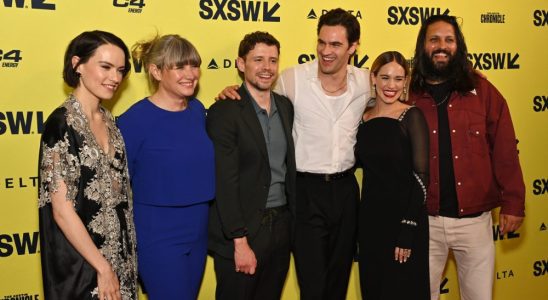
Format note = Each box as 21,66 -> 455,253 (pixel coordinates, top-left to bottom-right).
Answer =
0,1 -> 546,299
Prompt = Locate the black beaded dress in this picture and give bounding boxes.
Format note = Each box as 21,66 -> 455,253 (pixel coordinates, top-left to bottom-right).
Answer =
38,95 -> 137,299
356,106 -> 430,299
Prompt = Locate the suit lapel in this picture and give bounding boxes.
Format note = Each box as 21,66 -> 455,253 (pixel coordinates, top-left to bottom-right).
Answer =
239,86 -> 269,162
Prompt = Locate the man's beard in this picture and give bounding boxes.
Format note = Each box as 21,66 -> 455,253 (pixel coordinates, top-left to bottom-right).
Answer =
423,49 -> 457,81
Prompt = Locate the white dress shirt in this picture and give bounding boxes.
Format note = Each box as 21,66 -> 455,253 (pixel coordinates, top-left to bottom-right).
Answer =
275,60 -> 371,173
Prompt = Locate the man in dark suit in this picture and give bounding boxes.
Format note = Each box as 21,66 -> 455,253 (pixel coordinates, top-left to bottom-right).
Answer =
206,31 -> 296,300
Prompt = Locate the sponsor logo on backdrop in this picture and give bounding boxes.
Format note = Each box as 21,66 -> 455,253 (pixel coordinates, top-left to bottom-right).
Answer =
493,225 -> 520,241
0,111 -> 44,135
496,269 -> 514,279
206,58 -> 237,70
306,8 -> 363,20
532,178 -> 548,195
0,49 -> 22,68
1,176 -> 38,189
387,6 -> 450,25
1,293 -> 39,300
481,12 -> 505,23
439,277 -> 449,294
298,53 -> 369,68
1,0 -> 55,10
467,52 -> 520,70
540,223 -> 546,231
533,259 -> 548,276
533,96 -> 547,112
113,0 -> 145,13
0,232 -> 39,257
533,10 -> 547,26
199,0 -> 280,22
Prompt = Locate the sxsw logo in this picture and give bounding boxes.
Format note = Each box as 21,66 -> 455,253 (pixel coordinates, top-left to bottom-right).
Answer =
532,178 -> 548,195
439,277 -> 449,294
1,0 -> 55,10
0,232 -> 39,257
467,52 -> 520,70
298,53 -> 369,68
206,58 -> 238,70
307,8 -> 362,20
533,10 -> 547,26
0,111 -> 44,135
533,259 -> 548,276
113,0 -> 145,13
492,224 -> 520,241
387,6 -> 449,25
533,96 -> 548,112
0,49 -> 22,68
199,0 -> 280,22
481,12 -> 505,24
131,56 -> 143,73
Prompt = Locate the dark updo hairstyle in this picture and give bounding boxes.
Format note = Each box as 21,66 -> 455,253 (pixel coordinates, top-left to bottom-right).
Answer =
63,30 -> 131,88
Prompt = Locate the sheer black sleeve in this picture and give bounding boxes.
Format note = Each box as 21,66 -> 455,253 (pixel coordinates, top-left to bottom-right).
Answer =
396,107 -> 430,249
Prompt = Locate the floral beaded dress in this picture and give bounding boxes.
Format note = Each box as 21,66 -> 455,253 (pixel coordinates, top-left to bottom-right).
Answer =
355,106 -> 430,299
38,95 -> 137,300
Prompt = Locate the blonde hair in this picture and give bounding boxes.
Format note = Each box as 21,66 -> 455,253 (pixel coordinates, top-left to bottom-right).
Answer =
132,34 -> 201,91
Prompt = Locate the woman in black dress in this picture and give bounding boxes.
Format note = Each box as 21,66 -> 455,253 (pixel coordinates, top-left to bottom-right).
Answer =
356,51 -> 430,299
38,31 -> 137,300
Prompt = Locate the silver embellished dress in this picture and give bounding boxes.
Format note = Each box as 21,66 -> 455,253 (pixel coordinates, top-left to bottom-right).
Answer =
38,95 -> 137,300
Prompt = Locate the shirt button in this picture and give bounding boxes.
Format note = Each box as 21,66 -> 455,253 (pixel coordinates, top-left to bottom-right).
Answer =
454,155 -> 459,159
475,131 -> 480,135
457,182 -> 461,186
460,209 -> 464,212
452,129 -> 456,133
433,155 -> 437,159
448,104 -> 452,108
432,130 -> 437,134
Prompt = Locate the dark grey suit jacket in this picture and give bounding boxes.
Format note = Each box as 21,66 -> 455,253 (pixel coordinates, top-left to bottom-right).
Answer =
206,85 -> 296,258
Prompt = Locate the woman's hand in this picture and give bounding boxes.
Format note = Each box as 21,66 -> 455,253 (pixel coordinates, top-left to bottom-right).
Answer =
97,264 -> 122,300
395,247 -> 411,263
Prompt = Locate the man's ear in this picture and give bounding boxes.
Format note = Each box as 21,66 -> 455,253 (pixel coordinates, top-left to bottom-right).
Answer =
236,57 -> 246,73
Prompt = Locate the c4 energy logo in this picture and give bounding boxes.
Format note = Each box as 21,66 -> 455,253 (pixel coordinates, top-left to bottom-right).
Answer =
532,178 -> 547,195
113,0 -> 145,13
199,0 -> 280,22
0,232 -> 39,257
0,49 -> 22,68
467,52 -> 520,70
533,10 -> 547,26
1,293 -> 40,300
387,6 -> 449,25
298,53 -> 369,68
206,58 -> 237,70
1,0 -> 55,10
306,8 -> 362,20
533,95 -> 547,112
481,12 -> 505,23
533,259 -> 548,276
0,111 -> 44,135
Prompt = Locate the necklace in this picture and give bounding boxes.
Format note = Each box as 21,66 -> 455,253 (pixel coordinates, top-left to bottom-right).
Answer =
320,79 -> 347,94
435,93 -> 451,106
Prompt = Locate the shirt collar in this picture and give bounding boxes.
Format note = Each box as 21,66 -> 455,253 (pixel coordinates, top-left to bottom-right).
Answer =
244,82 -> 277,115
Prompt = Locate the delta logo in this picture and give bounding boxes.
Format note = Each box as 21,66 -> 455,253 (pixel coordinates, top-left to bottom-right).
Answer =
113,0 -> 145,14
496,269 -> 514,280
206,58 -> 238,70
0,111 -> 44,135
1,176 -> 38,189
1,0 -> 55,10
387,6 -> 450,25
298,53 -> 369,68
467,52 -> 520,70
0,49 -> 22,68
481,12 -> 505,24
199,0 -> 280,22
306,8 -> 362,20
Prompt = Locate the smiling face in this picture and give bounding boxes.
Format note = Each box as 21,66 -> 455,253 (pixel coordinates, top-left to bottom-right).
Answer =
316,25 -> 357,76
237,42 -> 279,92
152,63 -> 200,100
371,61 -> 407,104
424,20 -> 457,76
73,43 -> 126,101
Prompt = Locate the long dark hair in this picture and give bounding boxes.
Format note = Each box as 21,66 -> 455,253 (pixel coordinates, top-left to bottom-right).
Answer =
410,15 -> 476,94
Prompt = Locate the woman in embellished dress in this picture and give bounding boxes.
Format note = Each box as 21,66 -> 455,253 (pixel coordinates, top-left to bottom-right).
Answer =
356,51 -> 430,299
38,31 -> 137,300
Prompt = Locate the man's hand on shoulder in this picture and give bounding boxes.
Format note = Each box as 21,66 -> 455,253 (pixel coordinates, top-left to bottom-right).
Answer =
215,85 -> 241,101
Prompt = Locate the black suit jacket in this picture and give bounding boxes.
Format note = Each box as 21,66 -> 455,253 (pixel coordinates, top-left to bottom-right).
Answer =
206,85 -> 296,258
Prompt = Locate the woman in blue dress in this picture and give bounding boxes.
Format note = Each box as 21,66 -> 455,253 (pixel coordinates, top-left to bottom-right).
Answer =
117,34 -> 215,300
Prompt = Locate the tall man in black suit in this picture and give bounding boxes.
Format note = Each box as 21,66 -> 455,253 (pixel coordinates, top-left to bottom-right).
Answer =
206,31 -> 296,300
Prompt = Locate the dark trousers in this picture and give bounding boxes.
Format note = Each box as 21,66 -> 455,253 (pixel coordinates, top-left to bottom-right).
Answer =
214,207 -> 291,300
294,174 -> 359,300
